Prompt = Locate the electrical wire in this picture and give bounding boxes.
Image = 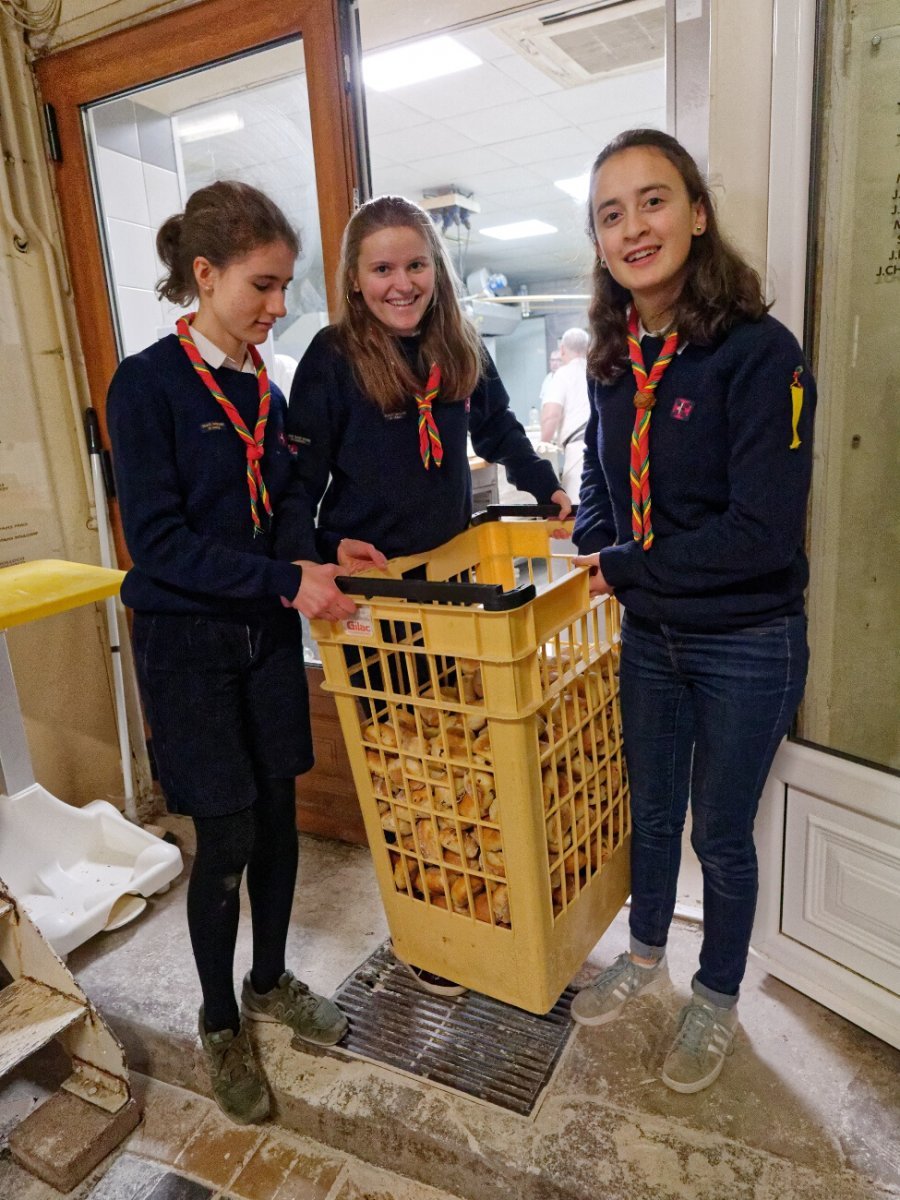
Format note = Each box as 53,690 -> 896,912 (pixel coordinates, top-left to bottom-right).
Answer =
0,0 -> 61,35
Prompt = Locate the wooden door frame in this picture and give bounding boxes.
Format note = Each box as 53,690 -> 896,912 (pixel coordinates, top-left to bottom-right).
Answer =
35,0 -> 356,567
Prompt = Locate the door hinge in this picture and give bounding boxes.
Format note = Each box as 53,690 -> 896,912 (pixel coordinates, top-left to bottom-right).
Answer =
43,103 -> 62,163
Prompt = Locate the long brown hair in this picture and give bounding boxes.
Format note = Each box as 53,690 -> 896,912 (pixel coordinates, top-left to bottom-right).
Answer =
336,195 -> 484,411
585,129 -> 768,383
156,180 -> 298,305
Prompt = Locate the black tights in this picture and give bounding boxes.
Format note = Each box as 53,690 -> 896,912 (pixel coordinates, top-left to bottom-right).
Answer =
188,776 -> 299,1033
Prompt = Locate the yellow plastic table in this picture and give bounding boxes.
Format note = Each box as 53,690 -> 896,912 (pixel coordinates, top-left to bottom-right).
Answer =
0,560 -> 124,795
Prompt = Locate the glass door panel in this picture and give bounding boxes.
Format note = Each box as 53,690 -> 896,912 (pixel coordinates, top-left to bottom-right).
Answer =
801,0 -> 900,772
85,39 -> 328,388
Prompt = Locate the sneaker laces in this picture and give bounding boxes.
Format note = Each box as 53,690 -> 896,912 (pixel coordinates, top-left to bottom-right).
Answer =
594,953 -> 641,991
281,972 -> 317,1014
673,1004 -> 717,1057
209,1031 -> 256,1085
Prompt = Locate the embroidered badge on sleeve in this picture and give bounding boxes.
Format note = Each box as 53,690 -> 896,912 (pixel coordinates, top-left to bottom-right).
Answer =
790,367 -> 804,450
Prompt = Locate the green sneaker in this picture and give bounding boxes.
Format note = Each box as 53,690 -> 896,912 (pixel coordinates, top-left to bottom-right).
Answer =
198,1008 -> 270,1125
570,951 -> 668,1026
241,970 -> 349,1047
661,997 -> 738,1094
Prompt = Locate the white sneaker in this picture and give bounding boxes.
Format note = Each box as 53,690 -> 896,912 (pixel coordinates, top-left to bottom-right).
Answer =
661,997 -> 738,1093
570,951 -> 668,1026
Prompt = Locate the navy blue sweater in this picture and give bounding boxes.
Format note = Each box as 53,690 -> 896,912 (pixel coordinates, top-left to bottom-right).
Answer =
106,335 -> 305,615
572,316 -> 816,629
283,327 -> 560,561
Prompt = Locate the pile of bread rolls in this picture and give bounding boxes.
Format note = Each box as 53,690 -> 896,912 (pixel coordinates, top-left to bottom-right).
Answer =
364,649 -> 626,928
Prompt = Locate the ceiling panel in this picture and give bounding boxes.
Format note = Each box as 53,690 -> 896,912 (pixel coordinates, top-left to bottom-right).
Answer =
370,122 -> 478,166
390,64 -> 531,120
443,96 -> 569,146
500,126 -> 594,166
466,164 -> 547,195
364,90 -> 432,134
415,145 -> 519,187
490,53 -> 564,97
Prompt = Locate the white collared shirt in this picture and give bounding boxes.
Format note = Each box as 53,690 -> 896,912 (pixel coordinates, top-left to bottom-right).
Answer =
637,317 -> 688,356
189,326 -> 254,374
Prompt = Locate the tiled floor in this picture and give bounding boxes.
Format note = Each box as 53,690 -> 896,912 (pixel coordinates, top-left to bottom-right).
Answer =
0,1069 -> 463,1199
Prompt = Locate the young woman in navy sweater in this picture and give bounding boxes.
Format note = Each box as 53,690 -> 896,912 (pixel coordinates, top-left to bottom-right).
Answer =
106,181 -> 355,1125
286,195 -> 570,993
286,194 -> 570,569
569,130 -> 815,1093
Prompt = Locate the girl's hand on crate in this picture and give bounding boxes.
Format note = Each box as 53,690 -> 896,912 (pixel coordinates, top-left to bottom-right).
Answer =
573,554 -> 614,596
291,561 -> 358,621
549,489 -> 574,538
337,538 -> 388,574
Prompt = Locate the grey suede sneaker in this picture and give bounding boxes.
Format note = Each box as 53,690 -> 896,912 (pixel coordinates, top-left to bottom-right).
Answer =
571,951 -> 668,1026
241,970 -> 349,1046
661,997 -> 738,1093
198,1008 -> 270,1125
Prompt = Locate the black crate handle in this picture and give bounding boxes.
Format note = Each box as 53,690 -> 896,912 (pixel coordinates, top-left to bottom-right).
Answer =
335,575 -> 536,612
470,502 -> 579,526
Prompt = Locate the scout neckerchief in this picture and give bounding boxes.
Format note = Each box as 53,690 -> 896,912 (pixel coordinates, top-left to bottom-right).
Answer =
415,362 -> 443,469
627,304 -> 679,550
177,314 -> 273,534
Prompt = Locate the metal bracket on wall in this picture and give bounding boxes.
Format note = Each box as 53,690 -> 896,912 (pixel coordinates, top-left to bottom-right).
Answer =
42,102 -> 61,162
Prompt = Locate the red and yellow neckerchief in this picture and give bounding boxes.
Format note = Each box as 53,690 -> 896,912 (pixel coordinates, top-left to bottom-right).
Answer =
627,305 -> 679,550
415,363 -> 443,469
177,314 -> 273,534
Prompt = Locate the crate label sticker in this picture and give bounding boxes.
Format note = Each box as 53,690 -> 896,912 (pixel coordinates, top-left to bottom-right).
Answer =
342,605 -> 374,638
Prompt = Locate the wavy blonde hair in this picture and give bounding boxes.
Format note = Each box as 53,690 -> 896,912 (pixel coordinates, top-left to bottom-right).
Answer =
336,195 -> 484,411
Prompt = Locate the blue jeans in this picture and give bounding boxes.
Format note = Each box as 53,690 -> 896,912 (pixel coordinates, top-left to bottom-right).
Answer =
619,610 -> 808,1005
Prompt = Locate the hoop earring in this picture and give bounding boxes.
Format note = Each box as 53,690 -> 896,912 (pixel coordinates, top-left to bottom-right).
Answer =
599,258 -> 607,269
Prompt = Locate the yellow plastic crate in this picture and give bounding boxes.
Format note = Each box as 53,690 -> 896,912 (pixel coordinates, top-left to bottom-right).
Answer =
311,513 -> 630,1014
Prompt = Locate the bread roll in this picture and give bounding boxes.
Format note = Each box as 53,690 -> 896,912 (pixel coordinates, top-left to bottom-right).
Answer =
472,730 -> 492,758
365,748 -> 385,776
415,819 -> 440,861
458,789 -> 492,820
545,802 -> 572,848
421,867 -> 449,895
451,872 -> 483,908
480,827 -> 503,854
394,857 -> 418,892
483,850 -> 505,877
381,805 -> 412,835
490,884 -> 511,924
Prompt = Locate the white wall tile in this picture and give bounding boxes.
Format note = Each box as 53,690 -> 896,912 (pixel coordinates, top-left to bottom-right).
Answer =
107,219 -> 157,291
96,146 -> 150,225
143,163 -> 182,232
117,286 -> 162,358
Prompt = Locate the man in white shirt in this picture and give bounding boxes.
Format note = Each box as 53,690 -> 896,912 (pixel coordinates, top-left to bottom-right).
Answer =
538,349 -> 562,408
540,327 -> 590,501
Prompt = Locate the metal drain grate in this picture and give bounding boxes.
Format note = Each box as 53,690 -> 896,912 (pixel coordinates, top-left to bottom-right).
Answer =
331,942 -> 575,1116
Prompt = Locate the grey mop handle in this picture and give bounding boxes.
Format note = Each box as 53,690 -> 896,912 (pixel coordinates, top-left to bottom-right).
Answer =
85,408 -> 137,822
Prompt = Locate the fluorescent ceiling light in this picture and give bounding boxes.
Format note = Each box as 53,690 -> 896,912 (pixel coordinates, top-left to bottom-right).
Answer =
363,36 -> 481,92
175,112 -> 244,142
554,173 -> 591,203
480,219 -> 558,241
